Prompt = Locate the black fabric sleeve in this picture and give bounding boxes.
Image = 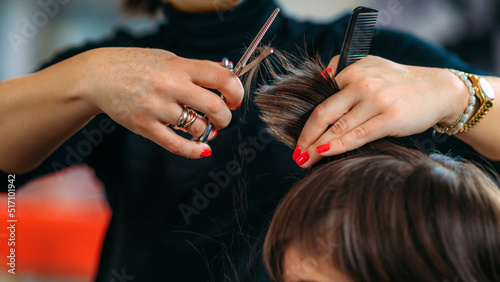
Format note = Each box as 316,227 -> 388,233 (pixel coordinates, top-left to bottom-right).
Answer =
371,28 -> 489,75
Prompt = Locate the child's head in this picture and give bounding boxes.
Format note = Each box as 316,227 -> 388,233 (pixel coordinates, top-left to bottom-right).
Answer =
254,51 -> 500,281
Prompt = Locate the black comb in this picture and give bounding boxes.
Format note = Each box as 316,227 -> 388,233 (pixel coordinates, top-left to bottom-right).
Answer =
335,6 -> 378,76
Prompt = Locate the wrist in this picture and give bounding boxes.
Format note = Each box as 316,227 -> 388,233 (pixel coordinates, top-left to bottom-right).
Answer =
68,50 -> 103,117
438,68 -> 471,127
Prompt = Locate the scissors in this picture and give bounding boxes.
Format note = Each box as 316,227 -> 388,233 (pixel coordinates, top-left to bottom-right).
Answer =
194,7 -> 280,143
222,7 -> 280,76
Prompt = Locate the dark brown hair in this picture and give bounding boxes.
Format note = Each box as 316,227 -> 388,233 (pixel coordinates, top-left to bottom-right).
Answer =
253,51 -> 500,281
122,0 -> 163,15
263,145 -> 500,282
253,51 -> 339,148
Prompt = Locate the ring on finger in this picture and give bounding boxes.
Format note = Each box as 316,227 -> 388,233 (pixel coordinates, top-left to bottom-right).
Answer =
194,116 -> 213,143
182,108 -> 198,132
174,106 -> 197,132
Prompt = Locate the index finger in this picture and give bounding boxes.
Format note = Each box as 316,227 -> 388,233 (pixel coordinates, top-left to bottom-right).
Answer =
328,55 -> 340,76
187,59 -> 244,110
296,85 -> 359,152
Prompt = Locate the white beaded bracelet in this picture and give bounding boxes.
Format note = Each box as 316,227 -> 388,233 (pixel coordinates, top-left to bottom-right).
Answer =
433,69 -> 477,135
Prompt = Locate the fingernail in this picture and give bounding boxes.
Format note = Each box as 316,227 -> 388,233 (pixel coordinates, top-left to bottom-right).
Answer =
292,146 -> 301,160
200,149 -> 212,158
233,102 -> 242,111
321,67 -> 332,78
212,130 -> 218,139
316,144 -> 330,153
295,152 -> 309,166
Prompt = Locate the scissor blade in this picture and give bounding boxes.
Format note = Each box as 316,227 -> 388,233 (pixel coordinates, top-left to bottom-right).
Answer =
237,47 -> 274,77
233,7 -> 280,76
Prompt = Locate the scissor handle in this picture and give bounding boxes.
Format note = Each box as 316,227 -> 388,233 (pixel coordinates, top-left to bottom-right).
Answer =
221,58 -> 234,71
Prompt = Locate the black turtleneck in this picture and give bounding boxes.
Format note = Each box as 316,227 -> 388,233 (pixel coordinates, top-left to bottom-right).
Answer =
7,0 -> 498,281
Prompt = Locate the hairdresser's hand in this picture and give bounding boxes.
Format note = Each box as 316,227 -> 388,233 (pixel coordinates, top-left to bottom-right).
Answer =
294,55 -> 469,167
83,47 -> 243,158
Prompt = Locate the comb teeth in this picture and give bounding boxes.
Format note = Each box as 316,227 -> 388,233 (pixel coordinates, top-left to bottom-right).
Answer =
335,7 -> 378,76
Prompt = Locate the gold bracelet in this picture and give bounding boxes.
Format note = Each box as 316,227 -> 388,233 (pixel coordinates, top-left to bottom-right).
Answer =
459,74 -> 495,133
433,69 -> 476,135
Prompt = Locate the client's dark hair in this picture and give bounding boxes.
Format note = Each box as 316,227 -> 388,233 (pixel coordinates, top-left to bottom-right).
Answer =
253,51 -> 500,281
254,51 -> 339,148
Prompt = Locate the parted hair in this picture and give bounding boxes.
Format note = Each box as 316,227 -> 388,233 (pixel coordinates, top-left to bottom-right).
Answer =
253,51 -> 500,281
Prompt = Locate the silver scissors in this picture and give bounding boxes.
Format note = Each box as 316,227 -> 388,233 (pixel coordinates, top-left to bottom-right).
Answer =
222,7 -> 280,76
195,7 -> 280,143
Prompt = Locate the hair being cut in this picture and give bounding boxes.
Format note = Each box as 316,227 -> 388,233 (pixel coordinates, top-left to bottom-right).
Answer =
253,50 -> 339,148
253,50 -> 500,282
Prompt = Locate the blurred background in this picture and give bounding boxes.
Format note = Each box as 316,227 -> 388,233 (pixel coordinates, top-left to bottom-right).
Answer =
1,0 -> 499,81
0,0 -> 499,281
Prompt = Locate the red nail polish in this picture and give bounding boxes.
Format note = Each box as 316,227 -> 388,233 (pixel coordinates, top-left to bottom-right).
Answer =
212,130 -> 218,139
292,146 -> 301,160
321,67 -> 332,78
234,102 -> 242,111
316,144 -> 330,153
200,149 -> 212,158
296,152 -> 309,166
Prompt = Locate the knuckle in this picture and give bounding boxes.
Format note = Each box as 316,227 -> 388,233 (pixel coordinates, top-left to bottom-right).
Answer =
329,118 -> 349,136
213,68 -> 233,86
332,137 -> 346,150
164,137 -> 182,154
351,127 -> 368,140
141,99 -> 158,116
130,118 -> 149,136
189,116 -> 206,137
186,146 -> 199,159
205,95 -> 226,115
371,90 -> 392,108
218,111 -> 232,128
341,65 -> 356,77
297,136 -> 308,148
386,107 -> 403,120
311,103 -> 329,124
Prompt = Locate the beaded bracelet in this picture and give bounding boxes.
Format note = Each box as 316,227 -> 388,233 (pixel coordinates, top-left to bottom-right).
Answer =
459,74 -> 495,133
433,69 -> 476,135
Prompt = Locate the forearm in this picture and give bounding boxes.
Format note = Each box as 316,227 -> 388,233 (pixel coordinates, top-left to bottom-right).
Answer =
0,54 -> 99,173
455,76 -> 500,160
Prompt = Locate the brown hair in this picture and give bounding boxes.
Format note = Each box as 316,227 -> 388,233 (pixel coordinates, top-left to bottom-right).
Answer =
253,51 -> 500,281
122,0 -> 163,15
263,144 -> 500,281
253,51 -> 339,148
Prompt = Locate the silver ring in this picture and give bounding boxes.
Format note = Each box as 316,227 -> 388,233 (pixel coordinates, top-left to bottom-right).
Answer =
174,106 -> 197,132
220,57 -> 234,102
194,117 -> 213,143
183,110 -> 197,132
221,57 -> 233,71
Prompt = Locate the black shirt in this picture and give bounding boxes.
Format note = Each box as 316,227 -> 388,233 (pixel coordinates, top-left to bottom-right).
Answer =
4,0 -> 498,281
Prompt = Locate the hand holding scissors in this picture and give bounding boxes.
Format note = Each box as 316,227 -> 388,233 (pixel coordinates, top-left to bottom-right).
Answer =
191,8 -> 280,143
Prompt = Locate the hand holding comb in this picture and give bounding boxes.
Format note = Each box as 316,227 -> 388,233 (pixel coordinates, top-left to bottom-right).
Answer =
335,7 -> 378,77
